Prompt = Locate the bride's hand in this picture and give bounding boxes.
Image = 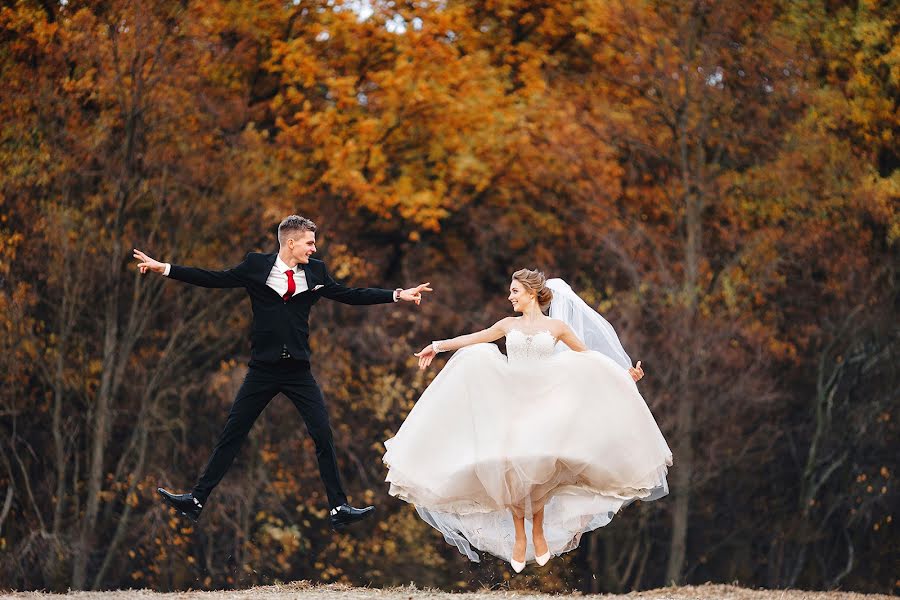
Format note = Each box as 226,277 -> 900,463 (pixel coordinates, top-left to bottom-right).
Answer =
414,345 -> 437,370
628,361 -> 644,382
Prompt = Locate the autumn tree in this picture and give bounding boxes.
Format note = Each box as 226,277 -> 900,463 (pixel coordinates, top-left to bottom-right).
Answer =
0,0 -> 895,593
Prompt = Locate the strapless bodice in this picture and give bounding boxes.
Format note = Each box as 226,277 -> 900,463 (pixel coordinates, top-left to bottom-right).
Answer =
506,329 -> 556,363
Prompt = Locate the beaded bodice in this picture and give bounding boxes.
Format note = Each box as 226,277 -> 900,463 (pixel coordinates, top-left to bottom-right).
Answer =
506,329 -> 556,363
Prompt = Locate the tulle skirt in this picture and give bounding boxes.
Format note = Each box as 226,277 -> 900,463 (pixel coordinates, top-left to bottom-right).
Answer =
383,343 -> 672,563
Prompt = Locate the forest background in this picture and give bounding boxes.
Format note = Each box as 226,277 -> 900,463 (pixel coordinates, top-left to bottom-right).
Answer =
0,0 -> 897,594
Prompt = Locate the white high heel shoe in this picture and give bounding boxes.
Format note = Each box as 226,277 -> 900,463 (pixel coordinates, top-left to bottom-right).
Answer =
534,535 -> 550,566
510,539 -> 527,573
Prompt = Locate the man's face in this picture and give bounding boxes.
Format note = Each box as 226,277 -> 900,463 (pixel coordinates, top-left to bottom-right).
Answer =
288,230 -> 317,264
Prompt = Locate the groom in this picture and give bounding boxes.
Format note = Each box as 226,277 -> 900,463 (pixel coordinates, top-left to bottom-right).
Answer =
134,215 -> 432,530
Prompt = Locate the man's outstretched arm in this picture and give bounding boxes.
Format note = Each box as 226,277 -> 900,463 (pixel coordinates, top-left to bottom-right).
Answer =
317,264 -> 432,306
133,248 -> 246,288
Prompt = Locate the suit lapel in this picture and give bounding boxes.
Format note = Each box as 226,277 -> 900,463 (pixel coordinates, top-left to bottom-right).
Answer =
299,261 -> 317,292
260,253 -> 278,287
259,253 -> 318,295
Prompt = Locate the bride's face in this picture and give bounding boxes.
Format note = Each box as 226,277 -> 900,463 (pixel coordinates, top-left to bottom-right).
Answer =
508,279 -> 535,313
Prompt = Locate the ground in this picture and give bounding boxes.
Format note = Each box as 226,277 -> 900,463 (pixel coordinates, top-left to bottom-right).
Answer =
1,582 -> 891,600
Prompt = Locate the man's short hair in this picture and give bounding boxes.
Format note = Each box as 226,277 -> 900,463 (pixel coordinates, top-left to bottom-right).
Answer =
278,215 -> 317,244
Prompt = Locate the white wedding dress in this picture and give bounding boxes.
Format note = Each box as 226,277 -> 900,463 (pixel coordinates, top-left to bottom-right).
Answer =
383,328 -> 673,563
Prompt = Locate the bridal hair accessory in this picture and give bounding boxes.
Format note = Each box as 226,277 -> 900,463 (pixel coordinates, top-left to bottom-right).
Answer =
546,278 -> 632,369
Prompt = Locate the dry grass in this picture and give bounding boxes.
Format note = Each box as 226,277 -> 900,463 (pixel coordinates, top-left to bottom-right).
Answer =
0,582 -> 891,600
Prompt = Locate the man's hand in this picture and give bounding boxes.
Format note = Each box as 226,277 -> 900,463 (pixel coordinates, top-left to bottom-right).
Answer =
133,249 -> 166,274
414,344 -> 437,370
628,360 -> 645,382
398,283 -> 433,305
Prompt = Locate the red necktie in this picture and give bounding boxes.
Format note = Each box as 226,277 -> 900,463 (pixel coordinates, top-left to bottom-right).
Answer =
283,269 -> 296,301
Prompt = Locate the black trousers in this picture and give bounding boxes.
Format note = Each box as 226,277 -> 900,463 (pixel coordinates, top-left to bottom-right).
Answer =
191,359 -> 348,508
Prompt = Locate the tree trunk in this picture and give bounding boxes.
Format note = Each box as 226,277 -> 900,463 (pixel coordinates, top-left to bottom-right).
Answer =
666,83 -> 703,580
72,233 -> 124,588
665,380 -> 694,584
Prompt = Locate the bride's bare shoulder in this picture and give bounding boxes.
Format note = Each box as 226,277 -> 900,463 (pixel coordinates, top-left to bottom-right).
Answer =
546,318 -> 570,335
492,316 -> 517,332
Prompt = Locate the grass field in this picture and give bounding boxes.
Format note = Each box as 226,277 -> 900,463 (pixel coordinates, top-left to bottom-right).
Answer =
1,582 -> 891,600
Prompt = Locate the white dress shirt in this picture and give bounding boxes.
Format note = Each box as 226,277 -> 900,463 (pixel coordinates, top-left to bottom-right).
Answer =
268,256 -> 308,298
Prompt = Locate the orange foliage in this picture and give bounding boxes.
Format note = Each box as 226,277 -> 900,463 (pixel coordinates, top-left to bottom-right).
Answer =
0,0 -> 895,594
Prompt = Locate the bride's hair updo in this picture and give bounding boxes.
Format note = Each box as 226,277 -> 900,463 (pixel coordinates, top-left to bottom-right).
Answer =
512,268 -> 553,311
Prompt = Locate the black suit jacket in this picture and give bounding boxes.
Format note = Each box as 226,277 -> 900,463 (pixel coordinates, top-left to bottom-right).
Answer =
168,253 -> 395,363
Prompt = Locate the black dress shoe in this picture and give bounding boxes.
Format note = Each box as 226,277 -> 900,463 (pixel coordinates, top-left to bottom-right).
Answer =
157,488 -> 203,523
329,504 -> 375,531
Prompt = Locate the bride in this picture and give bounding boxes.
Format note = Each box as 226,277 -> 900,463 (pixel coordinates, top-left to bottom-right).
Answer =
382,269 -> 672,572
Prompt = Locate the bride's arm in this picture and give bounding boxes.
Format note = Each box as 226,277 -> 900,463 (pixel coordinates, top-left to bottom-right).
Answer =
414,318 -> 510,370
556,320 -> 645,381
556,322 -> 589,352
